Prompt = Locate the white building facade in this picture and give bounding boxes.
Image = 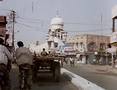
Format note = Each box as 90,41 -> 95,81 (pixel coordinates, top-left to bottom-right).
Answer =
47,15 -> 67,51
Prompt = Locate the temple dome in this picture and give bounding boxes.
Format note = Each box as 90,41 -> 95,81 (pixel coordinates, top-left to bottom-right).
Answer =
51,16 -> 64,25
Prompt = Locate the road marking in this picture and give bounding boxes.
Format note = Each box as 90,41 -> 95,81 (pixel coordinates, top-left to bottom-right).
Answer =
61,68 -> 105,90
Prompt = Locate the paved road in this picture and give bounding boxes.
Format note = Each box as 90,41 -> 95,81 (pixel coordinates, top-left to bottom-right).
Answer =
64,64 -> 117,90
10,65 -> 78,90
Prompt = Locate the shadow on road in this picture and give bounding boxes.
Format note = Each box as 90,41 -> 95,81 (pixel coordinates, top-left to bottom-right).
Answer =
9,65 -> 78,90
34,72 -> 71,86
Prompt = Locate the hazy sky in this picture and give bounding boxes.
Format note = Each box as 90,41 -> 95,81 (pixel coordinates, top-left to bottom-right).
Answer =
0,0 -> 117,46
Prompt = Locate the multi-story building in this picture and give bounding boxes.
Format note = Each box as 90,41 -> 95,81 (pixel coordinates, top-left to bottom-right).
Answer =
66,34 -> 110,63
47,15 -> 67,50
110,4 -> 117,67
66,34 -> 110,53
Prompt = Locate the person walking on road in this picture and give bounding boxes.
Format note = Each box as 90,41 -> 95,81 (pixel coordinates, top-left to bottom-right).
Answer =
15,41 -> 33,90
70,57 -> 74,67
0,37 -> 12,89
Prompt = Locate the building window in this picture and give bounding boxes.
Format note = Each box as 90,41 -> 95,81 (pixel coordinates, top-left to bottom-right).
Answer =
88,42 -> 95,52
80,42 -> 83,48
76,43 -> 78,48
100,43 -> 105,49
55,43 -> 58,48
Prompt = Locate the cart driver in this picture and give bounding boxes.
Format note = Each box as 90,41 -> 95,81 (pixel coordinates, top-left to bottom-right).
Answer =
41,48 -> 48,56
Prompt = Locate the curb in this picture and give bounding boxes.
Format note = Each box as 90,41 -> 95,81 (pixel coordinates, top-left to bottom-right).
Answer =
61,68 -> 105,90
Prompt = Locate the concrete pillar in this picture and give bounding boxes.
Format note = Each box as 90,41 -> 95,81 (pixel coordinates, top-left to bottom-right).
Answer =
82,55 -> 86,64
51,41 -> 54,49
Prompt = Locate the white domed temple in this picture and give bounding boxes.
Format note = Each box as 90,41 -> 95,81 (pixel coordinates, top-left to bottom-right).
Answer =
29,15 -> 67,54
47,15 -> 67,50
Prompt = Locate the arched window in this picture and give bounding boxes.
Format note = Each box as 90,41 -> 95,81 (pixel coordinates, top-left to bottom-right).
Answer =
76,42 -> 78,48
80,42 -> 83,48
100,43 -> 105,49
55,43 -> 58,48
88,42 -> 95,52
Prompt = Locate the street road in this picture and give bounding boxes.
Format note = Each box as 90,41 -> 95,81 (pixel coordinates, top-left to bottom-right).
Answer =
64,63 -> 117,90
10,65 -> 78,90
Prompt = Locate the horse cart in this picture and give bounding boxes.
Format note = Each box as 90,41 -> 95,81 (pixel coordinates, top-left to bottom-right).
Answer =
32,56 -> 63,82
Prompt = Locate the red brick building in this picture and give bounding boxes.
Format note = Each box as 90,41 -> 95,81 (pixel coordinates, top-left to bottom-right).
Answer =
0,16 -> 7,38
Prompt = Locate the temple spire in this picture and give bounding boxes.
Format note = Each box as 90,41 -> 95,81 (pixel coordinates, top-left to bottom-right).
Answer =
56,10 -> 59,17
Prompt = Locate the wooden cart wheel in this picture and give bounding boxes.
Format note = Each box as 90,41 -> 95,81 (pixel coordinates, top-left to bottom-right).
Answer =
54,62 -> 60,82
32,64 -> 38,83
32,69 -> 38,82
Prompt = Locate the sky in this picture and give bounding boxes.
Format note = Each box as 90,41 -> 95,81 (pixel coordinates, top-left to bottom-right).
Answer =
0,0 -> 117,46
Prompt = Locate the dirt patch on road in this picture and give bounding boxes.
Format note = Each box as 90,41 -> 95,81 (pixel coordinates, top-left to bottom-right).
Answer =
96,69 -> 107,72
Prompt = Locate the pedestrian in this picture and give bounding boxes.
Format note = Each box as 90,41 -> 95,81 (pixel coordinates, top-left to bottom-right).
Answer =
70,57 -> 74,67
15,41 -> 33,89
0,37 -> 12,89
65,57 -> 68,64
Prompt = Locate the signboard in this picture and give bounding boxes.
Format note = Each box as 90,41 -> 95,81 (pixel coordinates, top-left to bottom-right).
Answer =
64,47 -> 76,52
64,42 -> 73,47
110,32 -> 117,43
112,5 -> 117,18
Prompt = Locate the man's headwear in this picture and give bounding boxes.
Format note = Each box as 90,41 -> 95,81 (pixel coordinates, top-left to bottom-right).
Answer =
17,41 -> 24,47
0,38 -> 4,44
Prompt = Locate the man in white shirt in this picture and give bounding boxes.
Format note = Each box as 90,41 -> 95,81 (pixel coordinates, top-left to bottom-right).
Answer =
15,41 -> 33,89
0,38 -> 12,65
70,57 -> 74,67
15,42 -> 33,65
0,38 -> 12,89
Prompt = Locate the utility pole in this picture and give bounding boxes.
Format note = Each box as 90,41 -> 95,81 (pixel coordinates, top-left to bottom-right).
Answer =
112,18 -> 115,32
101,14 -> 103,36
100,14 -> 104,64
11,10 -> 16,48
